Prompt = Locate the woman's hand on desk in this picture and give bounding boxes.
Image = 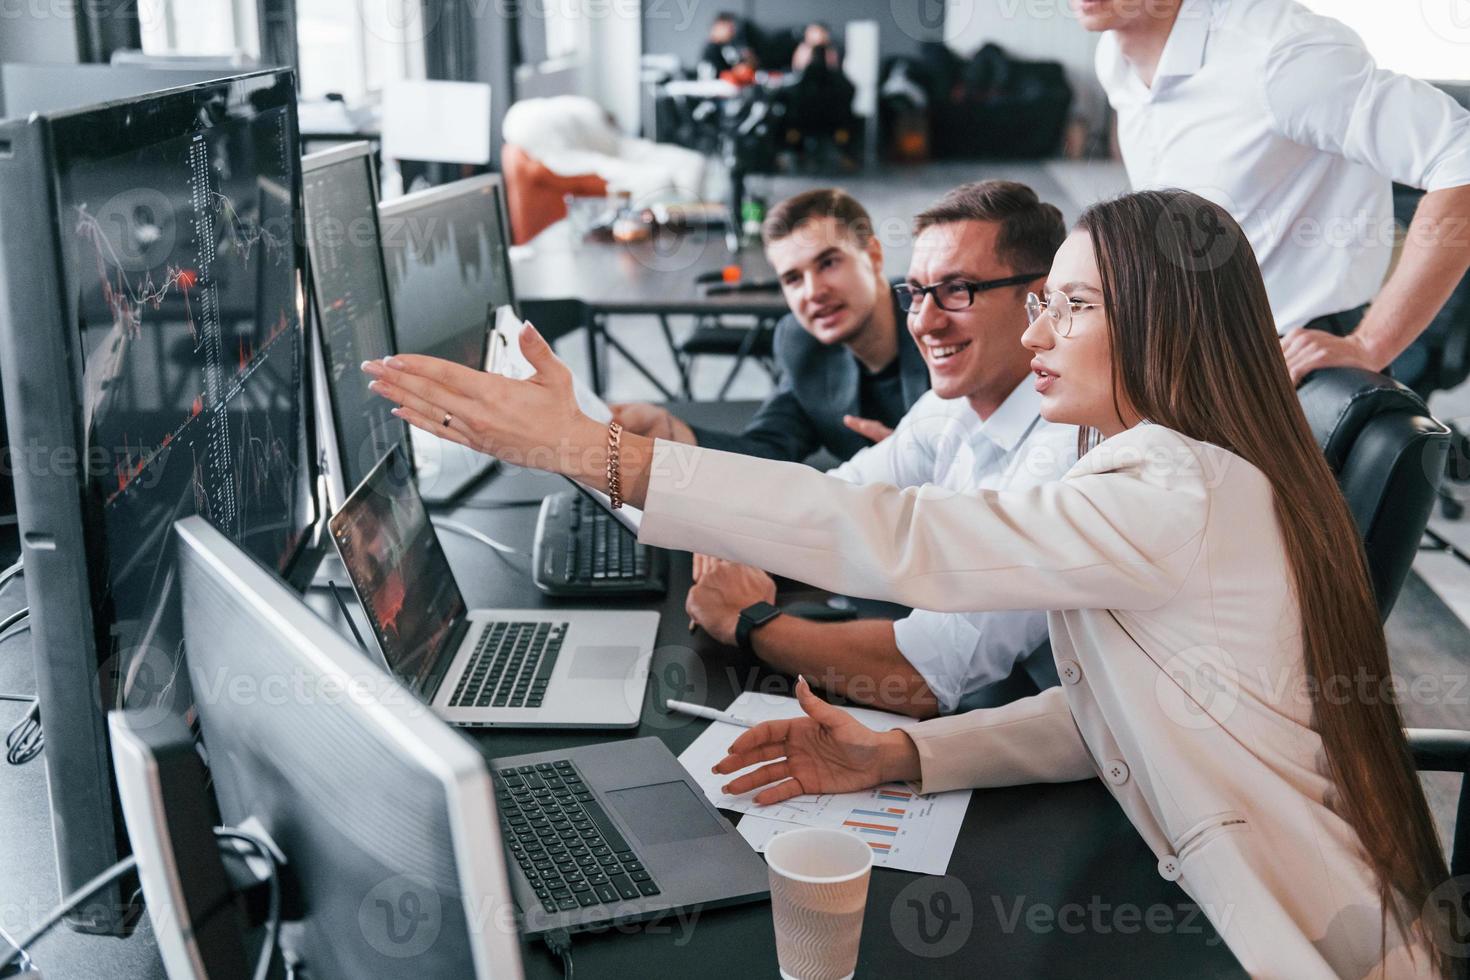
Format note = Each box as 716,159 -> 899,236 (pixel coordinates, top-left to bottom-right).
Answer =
362,322 -> 654,504
712,677 -> 921,804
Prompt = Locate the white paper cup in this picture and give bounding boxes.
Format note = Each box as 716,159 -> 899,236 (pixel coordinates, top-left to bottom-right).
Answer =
765,827 -> 874,980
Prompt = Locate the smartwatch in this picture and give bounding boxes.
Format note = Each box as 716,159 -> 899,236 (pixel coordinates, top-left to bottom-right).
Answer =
735,601 -> 782,654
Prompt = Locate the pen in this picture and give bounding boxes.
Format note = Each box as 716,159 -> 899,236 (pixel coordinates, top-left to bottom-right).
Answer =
665,699 -> 755,728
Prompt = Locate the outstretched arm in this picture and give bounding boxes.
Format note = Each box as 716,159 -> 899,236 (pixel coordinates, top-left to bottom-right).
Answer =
714,676 -> 1095,798
363,322 -> 661,505
363,323 -> 1209,616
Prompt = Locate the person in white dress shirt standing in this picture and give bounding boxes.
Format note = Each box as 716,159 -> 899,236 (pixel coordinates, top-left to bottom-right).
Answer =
362,188 -> 1454,977
1082,0 -> 1470,383
685,181 -> 1077,719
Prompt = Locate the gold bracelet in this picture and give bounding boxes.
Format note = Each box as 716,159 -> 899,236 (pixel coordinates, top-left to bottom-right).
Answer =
606,421 -> 624,510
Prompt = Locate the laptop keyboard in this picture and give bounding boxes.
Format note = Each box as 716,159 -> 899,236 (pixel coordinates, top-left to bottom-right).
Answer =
449,621 -> 567,709
496,760 -> 662,914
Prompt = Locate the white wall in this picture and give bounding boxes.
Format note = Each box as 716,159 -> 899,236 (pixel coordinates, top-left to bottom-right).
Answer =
582,5 -> 642,133
1298,0 -> 1470,81
515,3 -> 642,134
0,6 -> 79,64
944,0 -> 1105,132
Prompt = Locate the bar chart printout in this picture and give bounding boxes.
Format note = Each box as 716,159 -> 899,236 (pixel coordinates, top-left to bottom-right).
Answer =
845,786 -> 915,853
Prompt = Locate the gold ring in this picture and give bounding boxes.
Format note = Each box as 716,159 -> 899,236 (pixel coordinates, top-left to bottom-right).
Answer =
442,412 -> 453,427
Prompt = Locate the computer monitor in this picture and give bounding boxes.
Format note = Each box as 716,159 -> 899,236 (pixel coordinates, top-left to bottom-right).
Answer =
0,69 -> 318,932
109,711 -> 254,980
302,142 -> 409,507
0,63 -> 239,118
174,515 -> 525,979
378,174 -> 515,500
378,174 -> 517,368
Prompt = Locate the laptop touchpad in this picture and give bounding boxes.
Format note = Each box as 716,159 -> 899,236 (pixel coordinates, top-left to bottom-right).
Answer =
605,781 -> 727,846
565,645 -> 642,680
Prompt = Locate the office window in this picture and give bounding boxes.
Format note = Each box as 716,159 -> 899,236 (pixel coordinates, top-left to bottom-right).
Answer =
138,0 -> 259,59
298,0 -> 427,102
138,0 -> 426,101
1299,1 -> 1470,81
544,0 -> 584,60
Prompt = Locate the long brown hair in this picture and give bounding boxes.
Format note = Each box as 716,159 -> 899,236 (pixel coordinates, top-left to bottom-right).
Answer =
1078,189 -> 1450,973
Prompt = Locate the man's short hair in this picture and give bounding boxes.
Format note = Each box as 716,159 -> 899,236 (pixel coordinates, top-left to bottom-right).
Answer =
761,188 -> 875,249
913,180 -> 1066,277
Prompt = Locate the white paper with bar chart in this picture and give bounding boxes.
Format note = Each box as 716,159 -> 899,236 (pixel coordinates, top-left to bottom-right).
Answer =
676,692 -> 971,875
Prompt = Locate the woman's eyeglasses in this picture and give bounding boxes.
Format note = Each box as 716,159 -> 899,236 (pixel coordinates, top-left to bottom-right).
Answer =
894,272 -> 1048,313
1025,290 -> 1102,338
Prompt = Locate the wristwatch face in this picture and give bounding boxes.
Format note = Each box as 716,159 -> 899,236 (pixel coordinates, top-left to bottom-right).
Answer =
742,601 -> 781,626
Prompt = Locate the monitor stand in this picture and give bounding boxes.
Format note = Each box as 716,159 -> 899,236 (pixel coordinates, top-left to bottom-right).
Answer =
310,552 -> 349,590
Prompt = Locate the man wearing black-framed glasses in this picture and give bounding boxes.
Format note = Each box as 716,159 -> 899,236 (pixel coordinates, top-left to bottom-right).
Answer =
894,272 -> 1048,315
686,181 -> 1080,718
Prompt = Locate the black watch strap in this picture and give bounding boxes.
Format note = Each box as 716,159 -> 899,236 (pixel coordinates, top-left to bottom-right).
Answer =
735,601 -> 782,654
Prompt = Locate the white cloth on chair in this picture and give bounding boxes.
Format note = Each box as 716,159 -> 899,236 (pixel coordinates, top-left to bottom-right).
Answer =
501,95 -> 706,203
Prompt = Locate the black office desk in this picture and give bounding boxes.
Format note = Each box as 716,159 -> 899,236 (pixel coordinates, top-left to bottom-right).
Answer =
513,228 -> 789,397
0,401 -> 1243,977
380,401 -> 1246,979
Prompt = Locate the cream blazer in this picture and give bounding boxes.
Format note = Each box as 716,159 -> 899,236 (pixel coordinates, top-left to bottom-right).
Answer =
640,423 -> 1437,979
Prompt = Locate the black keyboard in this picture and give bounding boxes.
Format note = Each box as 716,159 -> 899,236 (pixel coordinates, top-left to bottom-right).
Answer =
495,760 -> 662,914
448,620 -> 566,709
532,490 -> 667,597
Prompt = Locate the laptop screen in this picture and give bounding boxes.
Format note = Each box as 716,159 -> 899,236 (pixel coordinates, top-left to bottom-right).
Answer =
329,448 -> 467,693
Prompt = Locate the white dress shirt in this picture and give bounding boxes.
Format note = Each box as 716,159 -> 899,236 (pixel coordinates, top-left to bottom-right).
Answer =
826,381 -> 1077,712
1097,0 -> 1470,332
640,424 -> 1435,977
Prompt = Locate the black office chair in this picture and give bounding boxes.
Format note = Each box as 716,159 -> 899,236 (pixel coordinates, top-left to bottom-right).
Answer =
1409,728 -> 1470,882
1389,184 -> 1470,520
953,641 -> 1060,713
1296,367 -> 1451,619
667,314 -> 779,400
777,48 -> 858,171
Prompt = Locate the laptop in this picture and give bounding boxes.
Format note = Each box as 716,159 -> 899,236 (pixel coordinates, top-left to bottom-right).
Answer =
330,447 -> 658,728
488,737 -> 771,935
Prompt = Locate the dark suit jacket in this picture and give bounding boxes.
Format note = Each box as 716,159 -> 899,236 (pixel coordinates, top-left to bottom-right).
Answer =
689,295 -> 930,462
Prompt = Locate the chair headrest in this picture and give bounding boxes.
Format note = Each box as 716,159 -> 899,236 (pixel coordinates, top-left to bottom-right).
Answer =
1296,367 -> 1433,470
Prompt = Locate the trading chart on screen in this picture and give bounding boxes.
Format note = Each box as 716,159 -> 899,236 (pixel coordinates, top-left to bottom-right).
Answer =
56,82 -> 313,690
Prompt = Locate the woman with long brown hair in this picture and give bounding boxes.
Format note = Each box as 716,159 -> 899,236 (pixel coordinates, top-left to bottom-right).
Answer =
362,189 -> 1453,976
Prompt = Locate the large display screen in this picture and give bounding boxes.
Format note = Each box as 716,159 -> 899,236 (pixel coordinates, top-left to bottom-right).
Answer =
380,176 -> 515,370
48,71 -> 315,704
302,149 -> 407,496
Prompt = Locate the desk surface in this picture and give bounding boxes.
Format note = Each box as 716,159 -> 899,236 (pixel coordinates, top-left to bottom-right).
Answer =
0,402 -> 1243,978
512,227 -> 789,317
380,400 -> 1245,979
